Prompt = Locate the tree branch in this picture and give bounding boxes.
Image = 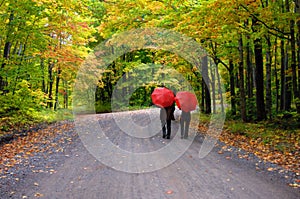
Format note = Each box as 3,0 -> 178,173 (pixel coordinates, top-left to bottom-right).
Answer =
240,4 -> 291,39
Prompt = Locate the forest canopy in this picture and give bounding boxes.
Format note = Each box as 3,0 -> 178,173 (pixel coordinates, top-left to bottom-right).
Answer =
0,0 -> 300,129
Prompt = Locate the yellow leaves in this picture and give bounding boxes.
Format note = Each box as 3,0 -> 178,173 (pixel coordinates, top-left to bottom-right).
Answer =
289,183 -> 300,188
147,1 -> 165,14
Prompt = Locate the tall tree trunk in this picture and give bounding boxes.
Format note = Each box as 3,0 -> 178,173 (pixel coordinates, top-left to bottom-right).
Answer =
48,61 -> 54,109
201,79 -> 205,112
202,55 -> 211,114
229,59 -> 236,115
41,58 -> 46,93
245,29 -> 254,120
63,80 -> 68,109
246,33 -> 253,99
210,60 -> 216,114
284,0 -> 292,111
0,12 -> 14,93
285,42 -> 292,110
296,0 -> 300,113
216,64 -> 224,113
54,68 -> 61,110
274,37 -> 280,113
253,35 -> 266,120
280,40 -> 286,110
265,36 -> 272,119
290,19 -> 297,98
238,36 -> 247,122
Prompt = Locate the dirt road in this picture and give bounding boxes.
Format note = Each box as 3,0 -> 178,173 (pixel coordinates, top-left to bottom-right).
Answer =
1,110 -> 299,199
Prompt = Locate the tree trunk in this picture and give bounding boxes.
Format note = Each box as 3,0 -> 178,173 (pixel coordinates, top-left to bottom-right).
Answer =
274,37 -> 280,113
246,32 -> 253,99
296,0 -> 300,113
54,68 -> 61,110
284,43 -> 292,111
280,40 -> 286,110
202,55 -> 211,114
238,36 -> 247,122
254,37 -> 266,121
63,80 -> 68,109
201,79 -> 205,112
48,61 -> 54,109
284,0 -> 292,111
216,63 -> 224,113
265,36 -> 272,119
210,60 -> 216,114
229,59 -> 236,115
41,58 -> 46,93
0,12 -> 14,93
245,31 -> 254,120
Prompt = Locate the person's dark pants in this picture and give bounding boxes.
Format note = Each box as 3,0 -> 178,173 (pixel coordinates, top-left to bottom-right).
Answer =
180,111 -> 191,138
161,119 -> 172,139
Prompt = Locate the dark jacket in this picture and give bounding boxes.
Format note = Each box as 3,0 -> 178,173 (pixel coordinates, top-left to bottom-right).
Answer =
160,103 -> 175,121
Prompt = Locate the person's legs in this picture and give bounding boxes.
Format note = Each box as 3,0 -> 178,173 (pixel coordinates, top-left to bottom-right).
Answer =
161,120 -> 166,138
183,112 -> 191,139
180,117 -> 184,139
166,119 -> 171,139
184,121 -> 190,138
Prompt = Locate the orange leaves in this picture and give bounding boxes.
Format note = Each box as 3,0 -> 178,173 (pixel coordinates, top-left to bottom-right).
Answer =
0,123 -> 74,174
198,123 -> 300,174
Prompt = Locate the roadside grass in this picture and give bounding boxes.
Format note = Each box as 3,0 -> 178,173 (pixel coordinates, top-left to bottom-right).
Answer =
199,113 -> 299,154
224,120 -> 299,153
198,113 -> 300,175
0,109 -> 73,136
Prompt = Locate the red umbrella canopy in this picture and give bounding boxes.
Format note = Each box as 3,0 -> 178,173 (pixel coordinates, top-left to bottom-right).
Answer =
151,87 -> 175,108
175,91 -> 198,112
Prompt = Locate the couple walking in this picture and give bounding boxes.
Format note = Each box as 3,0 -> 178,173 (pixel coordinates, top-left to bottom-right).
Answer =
160,103 -> 191,139
152,86 -> 194,140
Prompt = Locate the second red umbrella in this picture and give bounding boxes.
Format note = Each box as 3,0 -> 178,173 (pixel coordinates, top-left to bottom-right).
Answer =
175,91 -> 198,112
151,87 -> 175,108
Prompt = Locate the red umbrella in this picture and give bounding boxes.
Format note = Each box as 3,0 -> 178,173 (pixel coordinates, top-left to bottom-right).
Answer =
175,91 -> 198,112
151,87 -> 175,108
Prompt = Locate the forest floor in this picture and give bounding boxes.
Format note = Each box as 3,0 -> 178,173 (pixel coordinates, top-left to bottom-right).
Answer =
0,110 -> 299,198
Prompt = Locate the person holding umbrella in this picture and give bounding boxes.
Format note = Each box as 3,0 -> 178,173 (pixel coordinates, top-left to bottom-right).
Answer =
160,102 -> 175,139
151,86 -> 175,139
175,91 -> 198,139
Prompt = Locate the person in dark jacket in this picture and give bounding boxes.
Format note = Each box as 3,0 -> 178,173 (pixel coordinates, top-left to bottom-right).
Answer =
180,110 -> 191,139
160,103 -> 175,139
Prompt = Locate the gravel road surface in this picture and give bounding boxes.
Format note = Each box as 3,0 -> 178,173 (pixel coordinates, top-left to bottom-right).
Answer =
0,110 -> 299,199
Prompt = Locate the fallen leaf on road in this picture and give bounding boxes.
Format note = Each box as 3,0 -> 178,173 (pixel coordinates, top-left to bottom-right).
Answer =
34,192 -> 44,197
289,183 -> 300,188
166,190 -> 173,194
267,167 -> 274,171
